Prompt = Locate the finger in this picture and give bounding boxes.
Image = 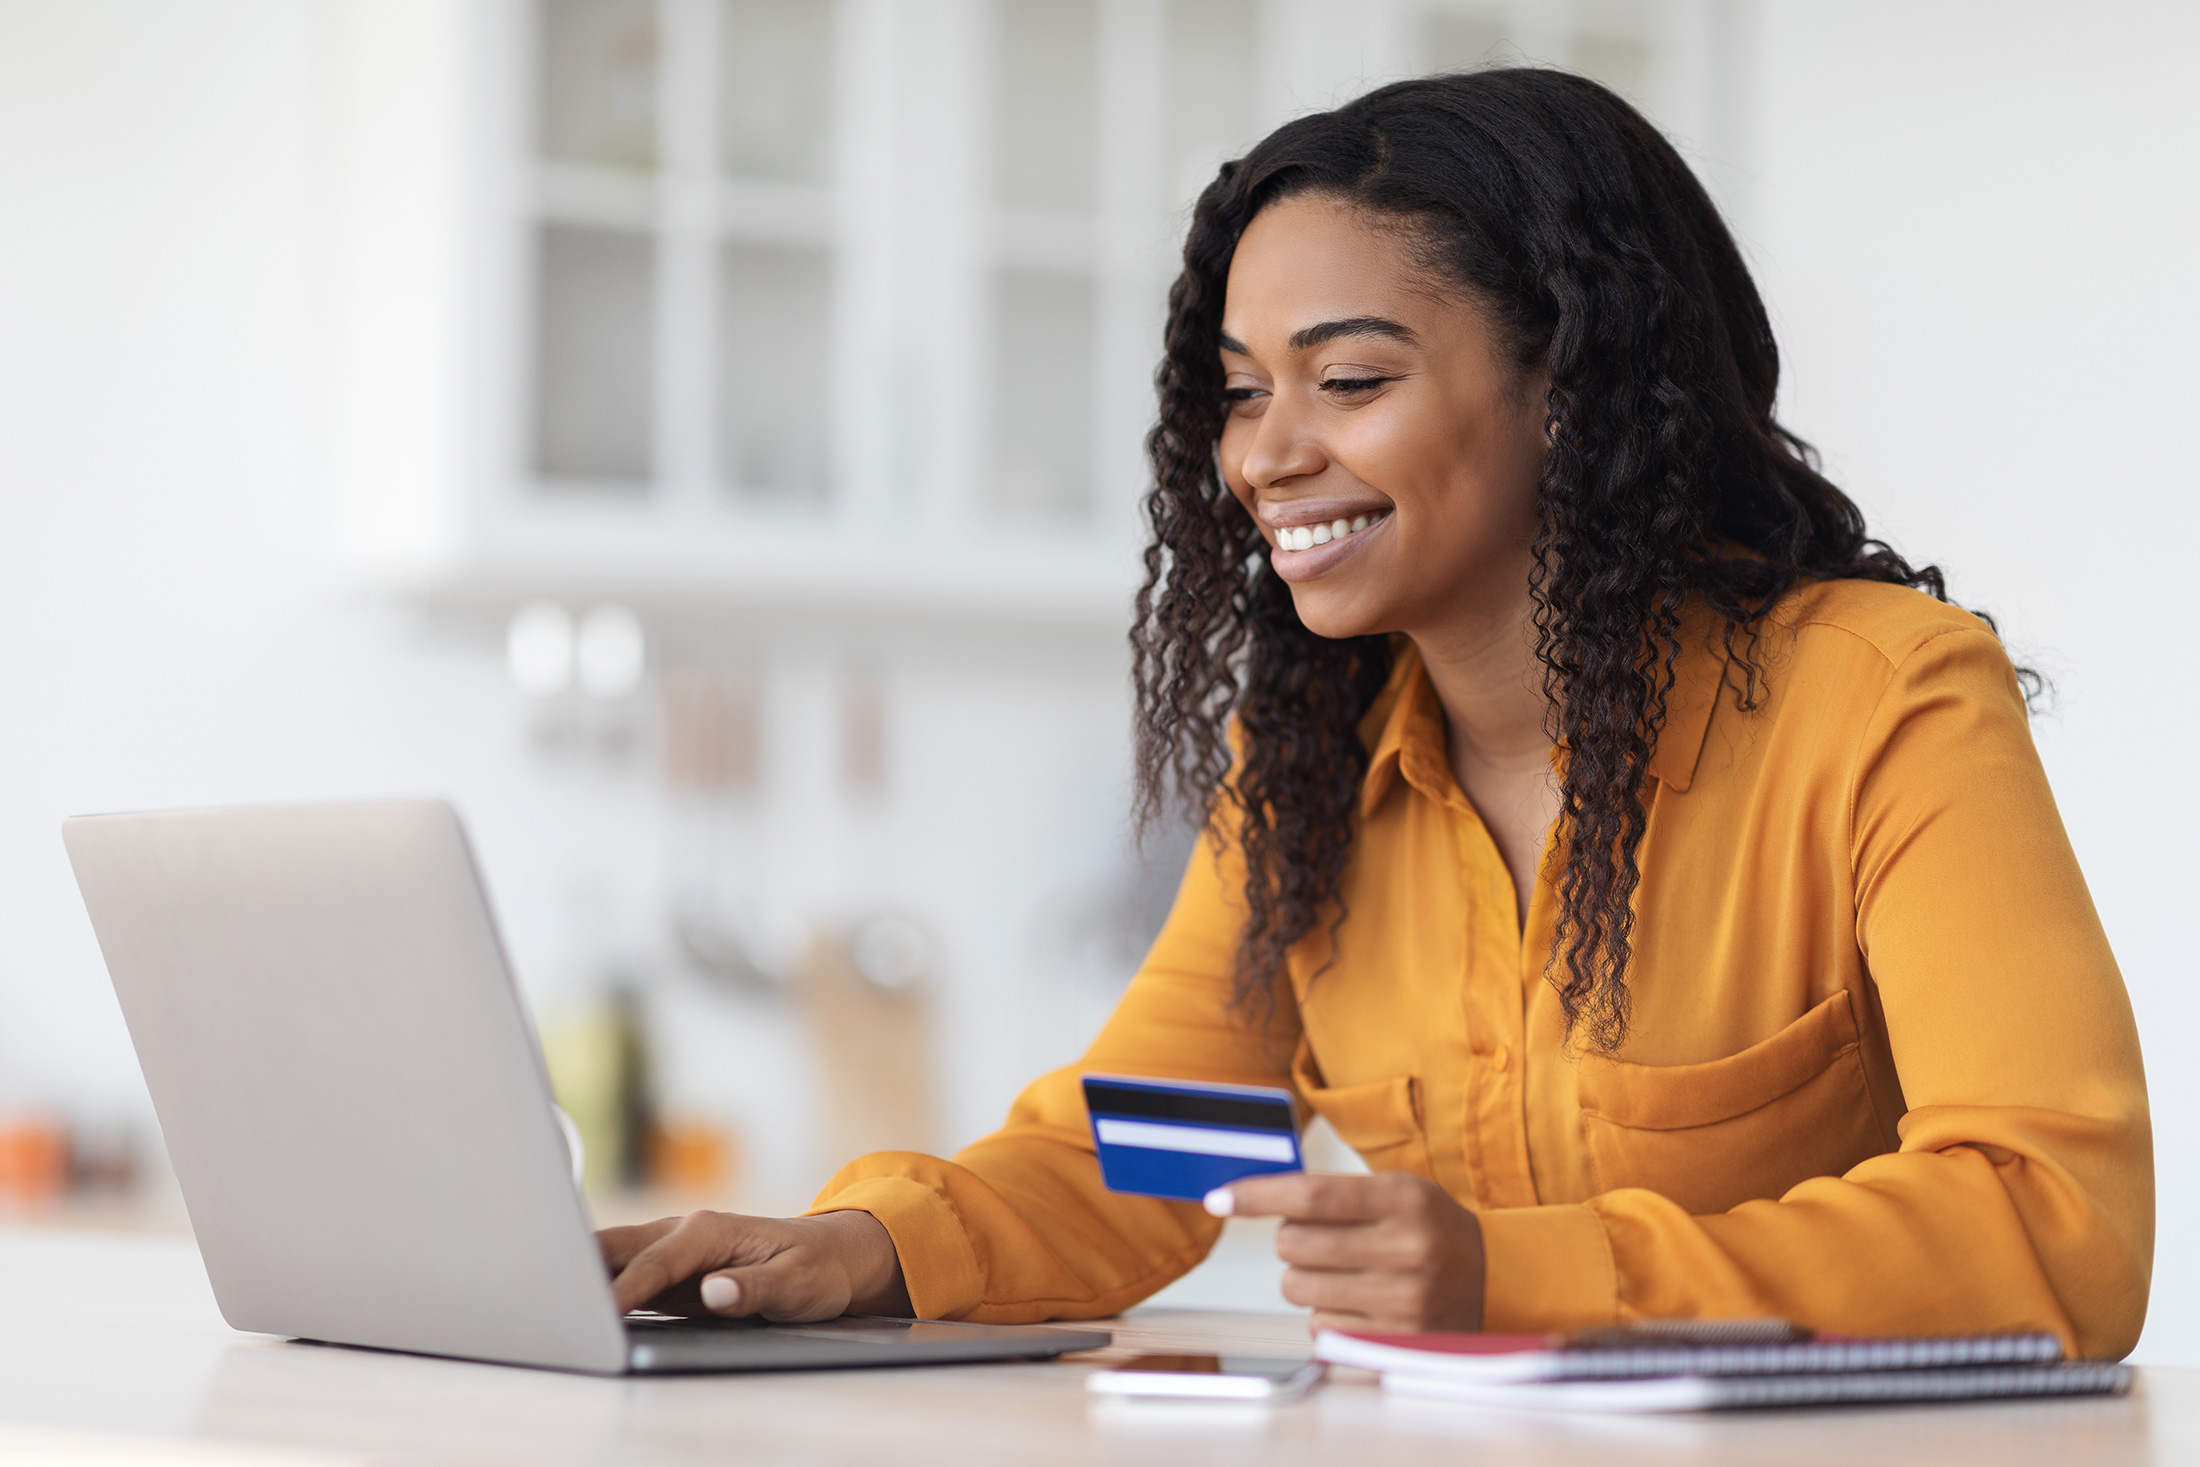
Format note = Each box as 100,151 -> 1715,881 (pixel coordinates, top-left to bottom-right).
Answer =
597,1217 -> 683,1272
612,1246 -> 691,1314
636,1273 -> 711,1317
1273,1217 -> 1389,1270
1277,1216 -> 1447,1273
611,1214 -> 742,1312
1213,1171 -> 1405,1222
700,1254 -> 845,1324
1281,1264 -> 1435,1325
612,1211 -> 813,1314
1278,1264 -> 1370,1314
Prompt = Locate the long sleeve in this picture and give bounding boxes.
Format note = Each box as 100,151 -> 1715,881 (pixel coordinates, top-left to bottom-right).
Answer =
1479,625 -> 2153,1357
806,812 -> 1291,1323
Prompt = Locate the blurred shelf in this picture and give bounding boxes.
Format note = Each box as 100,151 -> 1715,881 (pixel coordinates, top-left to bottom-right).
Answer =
368,509 -> 1144,630
532,165 -> 836,247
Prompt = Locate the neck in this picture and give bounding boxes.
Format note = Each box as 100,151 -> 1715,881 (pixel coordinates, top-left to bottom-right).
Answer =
1407,591 -> 1553,777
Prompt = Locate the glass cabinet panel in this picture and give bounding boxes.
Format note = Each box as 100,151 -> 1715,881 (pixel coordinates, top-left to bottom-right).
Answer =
538,0 -> 660,170
534,224 -> 657,485
718,242 -> 832,504
720,0 -> 835,184
995,0 -> 1099,213
990,269 -> 1095,522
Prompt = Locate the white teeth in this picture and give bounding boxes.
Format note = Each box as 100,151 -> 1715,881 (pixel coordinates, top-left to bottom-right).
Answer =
1278,514 -> 1385,551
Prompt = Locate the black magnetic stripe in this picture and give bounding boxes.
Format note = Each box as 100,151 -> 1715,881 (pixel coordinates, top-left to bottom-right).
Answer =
1082,1081 -> 1293,1132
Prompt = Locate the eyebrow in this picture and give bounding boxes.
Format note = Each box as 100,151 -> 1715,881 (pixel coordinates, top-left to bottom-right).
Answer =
1217,317 -> 1419,357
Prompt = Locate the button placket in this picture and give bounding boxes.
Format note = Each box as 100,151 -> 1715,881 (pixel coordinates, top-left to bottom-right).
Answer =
1447,804 -> 1535,1208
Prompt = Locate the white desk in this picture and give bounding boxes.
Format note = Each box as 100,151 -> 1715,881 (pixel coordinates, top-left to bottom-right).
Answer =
0,1228 -> 2189,1465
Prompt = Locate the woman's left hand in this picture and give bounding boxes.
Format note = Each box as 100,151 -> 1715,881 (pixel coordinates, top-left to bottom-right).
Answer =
1208,1172 -> 1484,1334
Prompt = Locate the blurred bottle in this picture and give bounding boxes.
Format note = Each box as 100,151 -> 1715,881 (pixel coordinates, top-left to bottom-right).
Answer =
648,1117 -> 738,1198
0,1114 -> 70,1205
68,1120 -> 138,1194
541,984 -> 655,1194
796,917 -> 940,1168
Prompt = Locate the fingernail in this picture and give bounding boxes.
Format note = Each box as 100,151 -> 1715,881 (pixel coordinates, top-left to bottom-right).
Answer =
1203,1187 -> 1236,1218
700,1275 -> 739,1311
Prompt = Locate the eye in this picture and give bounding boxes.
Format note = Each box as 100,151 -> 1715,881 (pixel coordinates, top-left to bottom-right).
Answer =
1222,385 -> 1268,415
1319,375 -> 1393,396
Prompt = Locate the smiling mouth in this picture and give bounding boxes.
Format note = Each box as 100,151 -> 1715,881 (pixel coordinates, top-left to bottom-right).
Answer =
1275,510 -> 1388,552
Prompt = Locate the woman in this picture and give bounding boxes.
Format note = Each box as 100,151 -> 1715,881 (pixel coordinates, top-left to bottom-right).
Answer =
602,69 -> 2151,1355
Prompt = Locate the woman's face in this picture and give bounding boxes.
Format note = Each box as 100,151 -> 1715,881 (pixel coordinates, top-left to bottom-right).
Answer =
1218,194 -> 1548,642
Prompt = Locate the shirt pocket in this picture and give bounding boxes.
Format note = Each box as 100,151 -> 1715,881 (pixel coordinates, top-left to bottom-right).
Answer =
1574,990 -> 1891,1215
1291,1042 -> 1435,1179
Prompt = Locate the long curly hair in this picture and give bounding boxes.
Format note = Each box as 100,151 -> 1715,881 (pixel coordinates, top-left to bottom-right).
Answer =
1131,69 -> 2027,1052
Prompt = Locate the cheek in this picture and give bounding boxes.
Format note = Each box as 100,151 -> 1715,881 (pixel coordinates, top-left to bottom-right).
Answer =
1324,402 -> 1453,497
1339,406 -> 1531,536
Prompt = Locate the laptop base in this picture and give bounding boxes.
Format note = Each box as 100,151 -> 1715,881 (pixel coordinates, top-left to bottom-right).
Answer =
621,1314 -> 1113,1374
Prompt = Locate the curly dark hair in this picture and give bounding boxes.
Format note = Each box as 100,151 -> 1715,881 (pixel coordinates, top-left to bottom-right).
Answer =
1131,68 -> 2028,1052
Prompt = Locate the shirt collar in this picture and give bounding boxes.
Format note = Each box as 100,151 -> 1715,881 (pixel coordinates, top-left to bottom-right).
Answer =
1357,615 -> 1732,818
1646,612 -> 1732,794
1357,642 -> 1446,818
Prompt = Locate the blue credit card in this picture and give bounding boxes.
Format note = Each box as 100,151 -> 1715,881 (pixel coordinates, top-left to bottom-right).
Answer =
1082,1074 -> 1302,1201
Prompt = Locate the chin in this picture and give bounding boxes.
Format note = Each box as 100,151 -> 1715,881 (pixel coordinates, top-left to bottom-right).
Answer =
1286,587 -> 1390,643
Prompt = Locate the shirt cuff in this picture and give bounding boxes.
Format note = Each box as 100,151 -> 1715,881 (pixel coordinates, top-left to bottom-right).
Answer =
807,1156 -> 986,1321
1477,1202 -> 1619,1331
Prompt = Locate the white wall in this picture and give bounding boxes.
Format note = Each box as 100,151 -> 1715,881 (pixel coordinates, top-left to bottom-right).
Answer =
1743,0 -> 2200,1364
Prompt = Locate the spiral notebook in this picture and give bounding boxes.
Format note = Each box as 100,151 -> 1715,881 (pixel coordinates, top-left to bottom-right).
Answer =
1379,1362 -> 2133,1413
1317,1320 -> 2131,1413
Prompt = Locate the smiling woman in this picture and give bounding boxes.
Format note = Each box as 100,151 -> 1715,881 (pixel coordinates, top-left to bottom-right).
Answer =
598,69 -> 2151,1362
1205,195 -> 1557,941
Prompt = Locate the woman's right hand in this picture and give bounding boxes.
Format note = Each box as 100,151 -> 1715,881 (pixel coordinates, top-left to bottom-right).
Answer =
598,1209 -> 913,1322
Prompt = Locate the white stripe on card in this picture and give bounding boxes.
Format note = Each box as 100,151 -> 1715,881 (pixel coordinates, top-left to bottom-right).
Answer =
1095,1118 -> 1296,1162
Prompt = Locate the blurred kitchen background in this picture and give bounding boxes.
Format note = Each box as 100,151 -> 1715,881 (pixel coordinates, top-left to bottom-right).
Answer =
2,0 -> 2195,1356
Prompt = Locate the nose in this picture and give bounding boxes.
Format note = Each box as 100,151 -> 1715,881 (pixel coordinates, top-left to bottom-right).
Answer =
1232,391 -> 1326,494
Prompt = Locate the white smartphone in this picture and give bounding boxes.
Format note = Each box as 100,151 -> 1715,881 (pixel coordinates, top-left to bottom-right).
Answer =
1086,1353 -> 1327,1400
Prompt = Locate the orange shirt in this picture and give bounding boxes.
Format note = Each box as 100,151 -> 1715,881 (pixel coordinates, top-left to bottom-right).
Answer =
810,579 -> 2152,1357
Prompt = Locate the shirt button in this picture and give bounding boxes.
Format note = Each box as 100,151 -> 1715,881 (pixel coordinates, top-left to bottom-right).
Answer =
1489,1045 -> 1511,1072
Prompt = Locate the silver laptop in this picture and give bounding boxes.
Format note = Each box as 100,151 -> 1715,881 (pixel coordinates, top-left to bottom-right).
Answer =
62,800 -> 1110,1374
